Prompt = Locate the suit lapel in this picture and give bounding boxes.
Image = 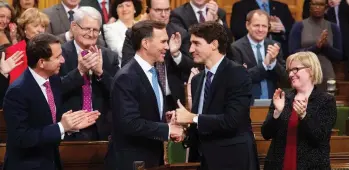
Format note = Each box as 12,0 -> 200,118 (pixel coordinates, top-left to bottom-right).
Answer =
185,3 -> 199,26
242,36 -> 258,66
269,1 -> 277,16
65,41 -> 79,69
202,57 -> 228,114
191,72 -> 205,114
132,59 -> 162,119
56,4 -> 70,32
25,69 -> 54,124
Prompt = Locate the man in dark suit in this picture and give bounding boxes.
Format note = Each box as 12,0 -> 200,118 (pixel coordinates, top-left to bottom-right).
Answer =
122,0 -> 194,110
231,10 -> 288,102
59,7 -> 119,141
105,20 -> 184,170
230,0 -> 295,57
174,21 -> 259,170
2,33 -> 100,170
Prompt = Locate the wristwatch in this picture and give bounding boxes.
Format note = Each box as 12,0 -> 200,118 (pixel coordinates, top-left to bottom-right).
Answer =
193,116 -> 198,123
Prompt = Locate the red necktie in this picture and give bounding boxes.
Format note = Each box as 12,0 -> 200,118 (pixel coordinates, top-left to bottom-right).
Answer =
43,81 -> 56,123
82,75 -> 92,111
100,0 -> 109,23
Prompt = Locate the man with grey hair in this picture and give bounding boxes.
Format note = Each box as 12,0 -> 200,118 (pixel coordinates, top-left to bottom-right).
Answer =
44,0 -> 106,46
59,6 -> 119,141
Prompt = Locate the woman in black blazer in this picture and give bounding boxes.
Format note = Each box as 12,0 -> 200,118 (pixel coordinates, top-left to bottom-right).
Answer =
261,51 -> 337,169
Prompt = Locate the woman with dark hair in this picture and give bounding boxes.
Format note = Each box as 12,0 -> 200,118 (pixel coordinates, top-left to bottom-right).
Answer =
0,1 -> 18,49
103,0 -> 142,65
12,0 -> 38,21
289,0 -> 342,91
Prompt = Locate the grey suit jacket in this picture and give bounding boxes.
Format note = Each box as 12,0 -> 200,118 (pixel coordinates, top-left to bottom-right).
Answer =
43,3 -> 70,43
231,36 -> 288,100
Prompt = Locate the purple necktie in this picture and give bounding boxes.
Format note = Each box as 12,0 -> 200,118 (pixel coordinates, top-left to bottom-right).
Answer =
203,71 -> 213,107
198,11 -> 205,23
82,75 -> 92,111
43,81 -> 56,123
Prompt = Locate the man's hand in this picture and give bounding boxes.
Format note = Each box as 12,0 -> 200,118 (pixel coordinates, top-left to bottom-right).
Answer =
175,100 -> 196,124
328,0 -> 341,7
0,51 -> 24,77
169,32 -> 182,57
77,51 -> 99,76
60,110 -> 100,132
169,124 -> 184,143
264,43 -> 280,65
89,45 -> 103,76
269,16 -> 285,33
206,0 -> 219,21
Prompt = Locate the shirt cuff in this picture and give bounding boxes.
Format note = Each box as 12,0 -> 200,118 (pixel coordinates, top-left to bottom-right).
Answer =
218,19 -> 223,25
172,52 -> 182,65
58,122 -> 65,140
168,124 -> 171,140
65,31 -> 71,41
268,59 -> 277,70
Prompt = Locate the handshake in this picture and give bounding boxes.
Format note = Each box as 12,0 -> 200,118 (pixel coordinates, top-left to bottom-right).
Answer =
166,100 -> 198,143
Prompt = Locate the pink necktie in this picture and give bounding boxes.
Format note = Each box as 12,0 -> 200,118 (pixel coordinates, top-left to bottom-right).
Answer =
82,75 -> 92,111
43,81 -> 56,123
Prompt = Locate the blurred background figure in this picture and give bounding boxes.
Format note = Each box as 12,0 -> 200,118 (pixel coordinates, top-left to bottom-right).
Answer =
12,0 -> 38,21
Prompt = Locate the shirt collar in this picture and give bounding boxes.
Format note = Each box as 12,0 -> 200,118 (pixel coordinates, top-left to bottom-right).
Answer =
28,67 -> 48,87
247,34 -> 264,48
134,53 -> 154,73
61,1 -> 79,13
73,40 -> 84,54
256,0 -> 269,7
190,1 -> 207,15
205,56 -> 225,75
97,0 -> 109,5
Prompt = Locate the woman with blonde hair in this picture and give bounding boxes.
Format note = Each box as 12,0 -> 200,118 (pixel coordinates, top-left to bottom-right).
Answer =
5,8 -> 49,83
261,51 -> 336,169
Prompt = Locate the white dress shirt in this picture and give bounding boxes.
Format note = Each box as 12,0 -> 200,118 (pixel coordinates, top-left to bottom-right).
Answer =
28,68 -> 65,139
134,54 -> 164,115
190,1 -> 207,22
97,0 -> 109,13
103,19 -> 130,67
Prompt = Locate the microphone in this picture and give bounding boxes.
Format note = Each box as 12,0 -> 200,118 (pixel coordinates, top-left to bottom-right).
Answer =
81,50 -> 93,78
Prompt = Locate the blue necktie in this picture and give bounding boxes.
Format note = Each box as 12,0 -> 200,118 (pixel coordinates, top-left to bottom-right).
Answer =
256,44 -> 269,99
149,67 -> 162,119
261,3 -> 270,14
203,71 -> 213,108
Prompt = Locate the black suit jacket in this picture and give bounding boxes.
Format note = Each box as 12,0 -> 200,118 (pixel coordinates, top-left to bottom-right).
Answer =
3,69 -> 63,170
59,40 -> 119,140
0,74 -> 8,109
261,87 -> 337,169
121,23 -> 194,104
105,58 -> 169,170
186,57 -> 259,170
231,36 -> 288,100
230,0 -> 295,56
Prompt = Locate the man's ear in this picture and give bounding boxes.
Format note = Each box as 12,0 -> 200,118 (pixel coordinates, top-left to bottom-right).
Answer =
211,40 -> 219,51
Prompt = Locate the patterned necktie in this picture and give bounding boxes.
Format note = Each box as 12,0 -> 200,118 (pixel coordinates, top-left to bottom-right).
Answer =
261,3 -> 269,14
155,62 -> 166,92
256,44 -> 269,99
150,67 -> 162,119
203,71 -> 213,108
68,10 -> 74,22
198,11 -> 205,23
100,0 -> 109,23
82,75 -> 92,111
43,81 -> 56,123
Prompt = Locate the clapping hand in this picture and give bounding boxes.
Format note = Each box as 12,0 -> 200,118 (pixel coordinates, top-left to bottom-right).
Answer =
293,98 -> 308,119
169,32 -> 182,57
0,51 -> 24,77
273,88 -> 285,119
316,30 -> 328,48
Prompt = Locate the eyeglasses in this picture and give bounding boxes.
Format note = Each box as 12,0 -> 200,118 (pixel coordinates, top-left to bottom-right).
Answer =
287,67 -> 308,74
75,22 -> 101,36
151,8 -> 171,14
